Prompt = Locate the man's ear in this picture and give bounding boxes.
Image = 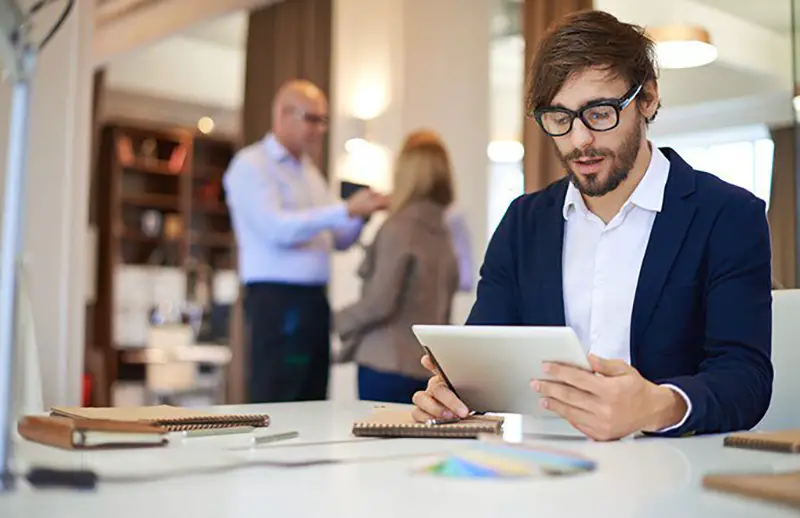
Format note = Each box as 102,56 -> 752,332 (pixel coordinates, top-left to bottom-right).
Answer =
638,80 -> 660,122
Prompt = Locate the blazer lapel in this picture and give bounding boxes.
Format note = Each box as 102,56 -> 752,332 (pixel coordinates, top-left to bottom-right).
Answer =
535,182 -> 568,326
630,149 -> 697,365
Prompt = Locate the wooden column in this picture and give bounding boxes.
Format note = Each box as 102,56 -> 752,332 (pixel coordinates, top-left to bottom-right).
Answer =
242,0 -> 333,172
522,0 -> 592,193
769,126 -> 797,289
85,68 -> 108,406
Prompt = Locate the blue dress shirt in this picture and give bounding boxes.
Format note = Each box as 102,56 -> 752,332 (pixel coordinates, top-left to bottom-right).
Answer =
223,134 -> 364,285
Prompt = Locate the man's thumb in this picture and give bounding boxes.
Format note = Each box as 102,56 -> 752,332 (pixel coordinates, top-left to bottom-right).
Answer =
589,354 -> 631,376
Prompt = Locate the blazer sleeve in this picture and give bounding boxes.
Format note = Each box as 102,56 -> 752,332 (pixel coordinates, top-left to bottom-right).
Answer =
465,197 -> 523,325
334,224 -> 415,340
656,195 -> 773,436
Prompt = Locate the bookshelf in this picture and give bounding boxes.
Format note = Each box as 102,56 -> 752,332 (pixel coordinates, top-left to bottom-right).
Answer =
92,119 -> 239,405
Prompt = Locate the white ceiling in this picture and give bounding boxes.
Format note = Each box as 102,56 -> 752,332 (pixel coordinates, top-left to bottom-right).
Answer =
182,11 -> 248,49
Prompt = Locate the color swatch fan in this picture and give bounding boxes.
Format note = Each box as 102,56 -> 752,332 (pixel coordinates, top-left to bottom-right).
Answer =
418,441 -> 596,479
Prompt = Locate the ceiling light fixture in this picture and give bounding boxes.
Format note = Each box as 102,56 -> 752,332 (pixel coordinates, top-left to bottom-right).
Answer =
646,25 -> 717,69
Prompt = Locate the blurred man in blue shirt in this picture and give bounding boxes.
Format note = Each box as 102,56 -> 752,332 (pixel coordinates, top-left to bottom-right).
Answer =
224,80 -> 386,402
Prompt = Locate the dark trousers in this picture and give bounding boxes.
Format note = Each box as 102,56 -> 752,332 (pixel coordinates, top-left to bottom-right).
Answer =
244,282 -> 330,403
357,364 -> 428,404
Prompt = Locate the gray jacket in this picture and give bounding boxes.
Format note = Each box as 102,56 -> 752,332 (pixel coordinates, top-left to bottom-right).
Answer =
334,200 -> 460,379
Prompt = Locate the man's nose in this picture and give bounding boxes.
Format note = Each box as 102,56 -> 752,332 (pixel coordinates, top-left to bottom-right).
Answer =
568,118 -> 594,150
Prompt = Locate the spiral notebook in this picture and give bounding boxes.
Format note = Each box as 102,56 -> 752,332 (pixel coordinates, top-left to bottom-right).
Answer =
352,408 -> 504,439
18,415 -> 167,450
50,405 -> 271,432
723,430 -> 800,453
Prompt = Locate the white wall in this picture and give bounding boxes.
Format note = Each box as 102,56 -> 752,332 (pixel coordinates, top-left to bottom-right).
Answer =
106,34 -> 245,109
328,0 -> 491,399
0,1 -> 94,408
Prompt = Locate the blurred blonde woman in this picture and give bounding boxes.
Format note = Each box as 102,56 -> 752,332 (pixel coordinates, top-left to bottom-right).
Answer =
335,130 -> 460,403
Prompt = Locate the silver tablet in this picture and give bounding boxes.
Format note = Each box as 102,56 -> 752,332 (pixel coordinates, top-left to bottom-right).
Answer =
411,325 -> 592,418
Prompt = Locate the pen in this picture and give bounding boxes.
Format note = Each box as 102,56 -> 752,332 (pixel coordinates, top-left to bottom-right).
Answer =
426,416 -> 461,426
426,410 -> 479,426
182,426 -> 255,438
252,430 -> 300,445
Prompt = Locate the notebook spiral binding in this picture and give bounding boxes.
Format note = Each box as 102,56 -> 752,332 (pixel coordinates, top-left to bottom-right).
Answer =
723,436 -> 798,453
154,415 -> 270,432
352,421 -> 502,438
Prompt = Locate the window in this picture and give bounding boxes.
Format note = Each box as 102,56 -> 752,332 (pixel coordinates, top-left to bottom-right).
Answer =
486,127 -> 776,241
487,161 -> 524,242
656,126 -> 774,210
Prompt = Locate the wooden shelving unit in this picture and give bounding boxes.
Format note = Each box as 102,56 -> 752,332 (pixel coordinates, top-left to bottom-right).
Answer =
92,119 -> 239,405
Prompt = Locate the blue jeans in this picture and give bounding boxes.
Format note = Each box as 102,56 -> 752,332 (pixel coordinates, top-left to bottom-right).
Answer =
357,365 -> 428,404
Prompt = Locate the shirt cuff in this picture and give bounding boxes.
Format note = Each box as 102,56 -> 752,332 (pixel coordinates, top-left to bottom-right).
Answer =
653,384 -> 692,433
329,202 -> 356,227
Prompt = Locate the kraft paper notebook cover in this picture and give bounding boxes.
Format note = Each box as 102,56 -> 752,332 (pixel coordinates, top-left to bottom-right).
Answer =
352,409 -> 504,439
723,430 -> 800,453
50,405 -> 271,432
18,415 -> 167,450
702,470 -> 800,508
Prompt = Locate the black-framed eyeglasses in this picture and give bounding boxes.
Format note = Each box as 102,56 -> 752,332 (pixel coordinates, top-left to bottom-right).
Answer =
532,83 -> 643,137
286,106 -> 329,126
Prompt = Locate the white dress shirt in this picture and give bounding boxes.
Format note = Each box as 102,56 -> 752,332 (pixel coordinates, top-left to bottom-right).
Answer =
561,145 -> 691,432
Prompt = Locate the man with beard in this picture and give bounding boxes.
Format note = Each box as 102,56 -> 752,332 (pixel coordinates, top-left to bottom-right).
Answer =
411,10 -> 773,440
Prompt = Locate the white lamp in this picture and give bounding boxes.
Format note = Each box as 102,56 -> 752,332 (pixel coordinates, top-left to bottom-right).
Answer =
343,117 -> 369,154
647,25 -> 717,69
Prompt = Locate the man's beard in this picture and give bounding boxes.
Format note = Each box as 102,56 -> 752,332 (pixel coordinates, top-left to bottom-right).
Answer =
556,120 -> 643,197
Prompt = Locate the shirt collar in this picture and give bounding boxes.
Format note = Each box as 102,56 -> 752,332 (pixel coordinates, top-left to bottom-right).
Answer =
562,177 -> 587,220
263,133 -> 302,166
562,143 -> 670,220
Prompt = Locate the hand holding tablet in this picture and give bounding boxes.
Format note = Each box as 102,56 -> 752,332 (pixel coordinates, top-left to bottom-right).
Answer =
410,325 -> 688,441
410,325 -> 591,422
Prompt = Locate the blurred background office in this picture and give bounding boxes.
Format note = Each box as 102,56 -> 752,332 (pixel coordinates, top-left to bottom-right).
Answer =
3,0 -> 800,410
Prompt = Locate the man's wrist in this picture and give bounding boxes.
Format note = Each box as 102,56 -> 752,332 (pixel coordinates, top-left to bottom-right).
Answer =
642,384 -> 687,433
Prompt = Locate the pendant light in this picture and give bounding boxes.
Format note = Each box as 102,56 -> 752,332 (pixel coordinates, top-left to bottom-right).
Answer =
646,25 -> 718,69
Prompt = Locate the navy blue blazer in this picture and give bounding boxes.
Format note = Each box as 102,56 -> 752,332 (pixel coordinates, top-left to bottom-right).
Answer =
467,148 -> 773,436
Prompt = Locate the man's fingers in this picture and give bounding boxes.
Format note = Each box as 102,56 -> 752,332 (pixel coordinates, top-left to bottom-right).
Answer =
419,354 -> 471,418
542,397 -> 621,441
421,354 -> 437,374
571,421 -> 604,441
588,354 -> 632,377
412,390 -> 452,419
532,380 -> 597,412
542,362 -> 603,395
411,401 -> 439,423
540,397 -> 595,427
428,383 -> 470,418
426,373 -> 444,391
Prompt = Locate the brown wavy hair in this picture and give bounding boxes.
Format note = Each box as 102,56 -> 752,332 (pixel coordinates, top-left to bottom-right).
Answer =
526,9 -> 660,121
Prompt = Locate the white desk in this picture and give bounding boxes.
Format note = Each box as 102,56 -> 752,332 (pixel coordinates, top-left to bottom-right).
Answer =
1,401 -> 798,518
